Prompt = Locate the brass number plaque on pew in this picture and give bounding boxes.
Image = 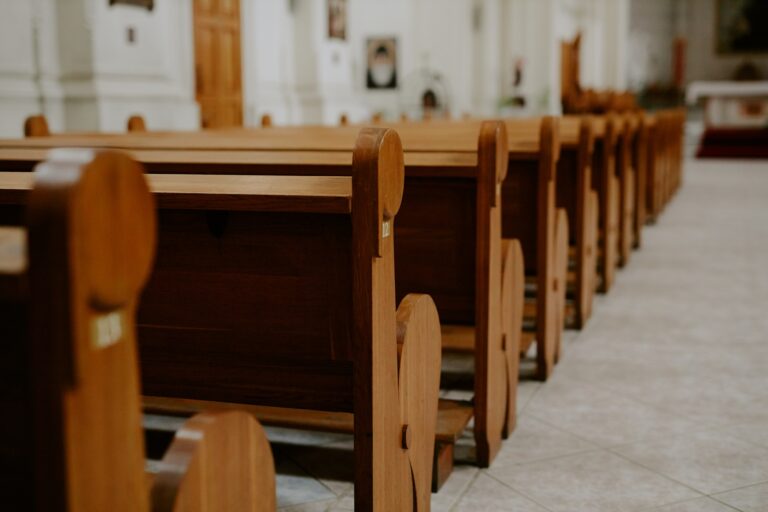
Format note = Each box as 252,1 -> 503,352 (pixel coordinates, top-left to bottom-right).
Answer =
92,311 -> 125,349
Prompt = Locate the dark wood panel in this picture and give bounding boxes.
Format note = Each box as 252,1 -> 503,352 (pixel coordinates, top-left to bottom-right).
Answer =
556,150 -> 579,243
395,177 -> 476,325
501,160 -> 538,275
137,209 -> 356,411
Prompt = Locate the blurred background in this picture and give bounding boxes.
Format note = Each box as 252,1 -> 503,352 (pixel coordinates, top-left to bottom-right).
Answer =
0,0 -> 766,147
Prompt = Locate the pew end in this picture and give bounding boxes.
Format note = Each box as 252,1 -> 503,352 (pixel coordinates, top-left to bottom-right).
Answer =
24,114 -> 50,137
501,238 -> 524,438
146,410 -> 276,512
128,115 -> 148,133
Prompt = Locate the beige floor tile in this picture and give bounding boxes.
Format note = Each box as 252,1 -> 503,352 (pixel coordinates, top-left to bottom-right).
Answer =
487,449 -> 699,512
714,482 -> 768,512
613,430 -> 768,495
451,473 -> 550,512
523,375 -> 699,447
284,440 -> 355,497
646,496 -> 741,511
517,380 -> 542,413
430,464 -> 479,511
492,416 -> 597,466
278,499 -> 340,512
716,422 -> 768,450
275,457 -> 337,508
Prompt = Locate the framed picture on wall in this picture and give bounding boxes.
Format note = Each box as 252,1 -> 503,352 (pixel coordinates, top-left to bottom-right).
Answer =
328,0 -> 347,40
366,38 -> 398,90
109,0 -> 154,10
716,0 -> 768,54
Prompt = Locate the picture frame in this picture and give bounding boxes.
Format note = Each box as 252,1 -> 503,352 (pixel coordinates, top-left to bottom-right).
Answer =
716,0 -> 768,54
328,0 -> 347,41
366,37 -> 398,90
109,0 -> 154,11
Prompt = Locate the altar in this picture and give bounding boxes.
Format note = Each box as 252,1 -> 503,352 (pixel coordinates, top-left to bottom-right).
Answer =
687,81 -> 768,128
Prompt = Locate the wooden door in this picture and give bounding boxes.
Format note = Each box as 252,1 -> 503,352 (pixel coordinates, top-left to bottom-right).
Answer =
194,0 -> 243,128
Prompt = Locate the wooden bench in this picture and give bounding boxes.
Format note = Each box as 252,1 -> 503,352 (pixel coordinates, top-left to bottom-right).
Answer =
347,120 -> 559,384
616,114 -> 637,268
128,115 -> 147,133
646,109 -> 685,222
558,117 -> 598,328
0,131 -> 442,511
0,150 -> 275,511
632,114 -> 651,248
582,115 -> 620,293
0,122 -> 522,488
366,117 -> 566,380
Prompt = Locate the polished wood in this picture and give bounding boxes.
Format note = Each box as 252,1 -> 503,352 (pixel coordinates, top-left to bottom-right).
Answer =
0,123 -> 523,472
646,109 -> 685,222
194,0 -> 243,127
0,172 -> 353,215
128,115 -> 147,133
501,117 -> 561,380
632,114 -> 650,248
24,115 -> 50,137
149,410 -> 276,512
590,115 -> 620,293
553,209 -> 569,362
0,150 -> 275,511
617,116 -> 636,268
559,117 -> 597,327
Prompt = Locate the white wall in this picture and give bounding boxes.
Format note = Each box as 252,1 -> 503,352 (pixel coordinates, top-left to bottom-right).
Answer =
347,0 -> 477,121
0,0 -> 198,137
627,0 -> 675,91
241,0 -> 298,125
72,0 -> 199,131
0,0 -> 647,132
0,0 -> 45,136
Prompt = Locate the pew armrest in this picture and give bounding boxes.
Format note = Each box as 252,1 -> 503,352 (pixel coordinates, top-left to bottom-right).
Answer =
396,293 -> 442,512
148,411 -> 276,512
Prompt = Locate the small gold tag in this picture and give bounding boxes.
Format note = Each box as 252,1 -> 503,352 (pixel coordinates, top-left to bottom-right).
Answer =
382,220 -> 391,238
92,311 -> 124,349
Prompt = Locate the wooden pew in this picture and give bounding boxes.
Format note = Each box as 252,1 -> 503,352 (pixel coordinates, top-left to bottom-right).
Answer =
583,115 -> 620,293
0,150 -> 276,511
0,131 -> 442,511
616,115 -> 637,268
645,110 -> 685,223
391,117 -> 568,376
487,118 -> 565,376
632,114 -> 651,248
24,115 -> 50,137
360,117 -> 565,379
401,116 -> 594,332
128,115 -> 148,133
0,122 -> 522,485
558,117 -> 598,328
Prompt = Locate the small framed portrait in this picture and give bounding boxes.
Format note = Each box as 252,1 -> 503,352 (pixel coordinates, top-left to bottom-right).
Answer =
716,0 -> 768,54
109,0 -> 154,10
328,0 -> 347,41
366,38 -> 398,90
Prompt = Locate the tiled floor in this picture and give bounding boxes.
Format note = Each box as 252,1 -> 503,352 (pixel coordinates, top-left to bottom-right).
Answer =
270,159 -> 768,511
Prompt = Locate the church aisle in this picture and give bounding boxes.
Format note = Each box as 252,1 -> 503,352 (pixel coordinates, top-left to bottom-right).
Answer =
276,158 -> 768,511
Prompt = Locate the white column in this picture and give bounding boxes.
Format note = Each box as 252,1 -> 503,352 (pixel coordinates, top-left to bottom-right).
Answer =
242,0 -> 299,125
291,0 -> 364,125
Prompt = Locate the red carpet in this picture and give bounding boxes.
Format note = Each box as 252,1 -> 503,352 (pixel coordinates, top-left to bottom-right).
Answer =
697,128 -> 768,159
